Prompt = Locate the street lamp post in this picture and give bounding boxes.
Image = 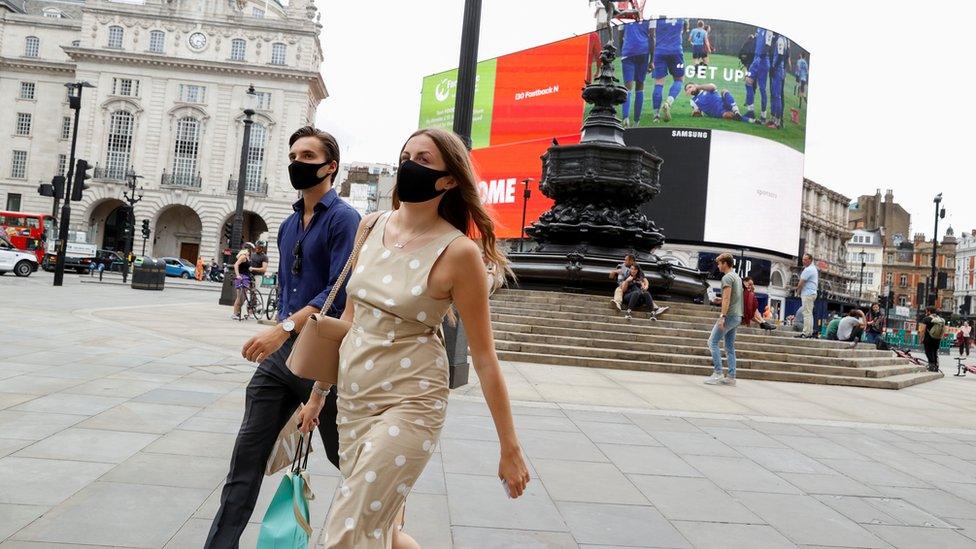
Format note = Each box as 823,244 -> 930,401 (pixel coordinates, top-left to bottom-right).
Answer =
219,84 -> 258,306
122,167 -> 144,256
858,250 -> 866,302
519,178 -> 532,252
53,81 -> 94,287
930,193 -> 945,308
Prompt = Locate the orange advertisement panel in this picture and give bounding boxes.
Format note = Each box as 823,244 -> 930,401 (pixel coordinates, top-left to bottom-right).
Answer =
470,134 -> 580,239
488,35 -> 591,147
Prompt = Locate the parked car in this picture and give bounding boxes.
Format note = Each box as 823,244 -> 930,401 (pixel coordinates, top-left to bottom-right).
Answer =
92,249 -> 126,272
160,257 -> 196,278
0,234 -> 39,277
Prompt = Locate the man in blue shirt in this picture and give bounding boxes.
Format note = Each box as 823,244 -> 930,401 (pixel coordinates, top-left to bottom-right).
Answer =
619,19 -> 652,128
795,53 -> 809,108
689,19 -> 707,67
796,253 -> 819,338
207,126 -> 361,548
685,82 -> 742,120
650,17 -> 687,123
744,27 -> 773,124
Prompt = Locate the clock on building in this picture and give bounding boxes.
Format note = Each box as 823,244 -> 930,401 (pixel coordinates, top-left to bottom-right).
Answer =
188,32 -> 208,50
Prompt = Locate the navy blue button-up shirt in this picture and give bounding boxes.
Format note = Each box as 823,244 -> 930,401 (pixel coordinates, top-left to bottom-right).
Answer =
276,189 -> 361,321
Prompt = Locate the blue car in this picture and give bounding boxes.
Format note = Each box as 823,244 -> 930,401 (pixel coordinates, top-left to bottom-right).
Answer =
161,257 -> 196,278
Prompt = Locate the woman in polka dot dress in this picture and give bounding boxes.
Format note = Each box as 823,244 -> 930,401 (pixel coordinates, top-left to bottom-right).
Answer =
298,128 -> 530,548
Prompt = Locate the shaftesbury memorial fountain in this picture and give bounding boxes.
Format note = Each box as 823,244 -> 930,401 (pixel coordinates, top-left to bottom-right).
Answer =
508,39 -> 707,301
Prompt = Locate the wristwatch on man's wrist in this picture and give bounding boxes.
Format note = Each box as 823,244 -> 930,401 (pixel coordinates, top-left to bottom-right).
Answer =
280,318 -> 296,334
311,383 -> 329,397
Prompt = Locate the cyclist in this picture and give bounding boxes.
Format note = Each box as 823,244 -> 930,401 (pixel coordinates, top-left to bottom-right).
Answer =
232,242 -> 255,320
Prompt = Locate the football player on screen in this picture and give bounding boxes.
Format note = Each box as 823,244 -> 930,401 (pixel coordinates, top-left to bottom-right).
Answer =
685,83 -> 742,120
768,32 -> 791,129
649,16 -> 688,123
619,19 -> 653,127
743,27 -> 773,125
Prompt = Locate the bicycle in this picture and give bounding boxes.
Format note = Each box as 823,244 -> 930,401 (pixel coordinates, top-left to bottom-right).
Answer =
242,284 -> 264,321
265,284 -> 279,320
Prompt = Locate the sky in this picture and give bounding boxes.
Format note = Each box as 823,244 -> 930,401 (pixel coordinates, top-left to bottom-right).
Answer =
315,0 -> 976,240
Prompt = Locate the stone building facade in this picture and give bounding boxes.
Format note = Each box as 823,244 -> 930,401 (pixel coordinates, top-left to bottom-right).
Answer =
0,0 -> 326,265
955,229 -> 976,317
798,178 -> 857,304
884,230 -> 956,315
848,188 -> 910,247
846,228 -> 883,303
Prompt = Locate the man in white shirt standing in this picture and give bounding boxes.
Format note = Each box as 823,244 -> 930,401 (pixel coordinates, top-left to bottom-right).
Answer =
796,253 -> 818,338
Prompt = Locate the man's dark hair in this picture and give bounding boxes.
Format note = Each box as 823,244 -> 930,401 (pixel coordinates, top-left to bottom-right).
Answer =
803,253 -> 814,261
288,126 -> 340,183
925,306 -> 935,314
625,253 -> 636,261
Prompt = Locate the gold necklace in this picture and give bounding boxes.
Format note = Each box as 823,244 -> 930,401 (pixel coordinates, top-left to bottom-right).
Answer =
392,212 -> 437,249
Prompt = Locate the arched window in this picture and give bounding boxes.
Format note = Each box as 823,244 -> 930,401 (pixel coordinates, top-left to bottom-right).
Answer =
107,26 -> 123,49
172,117 -> 200,186
245,123 -> 266,192
230,38 -> 246,61
149,30 -> 165,53
105,110 -> 134,180
25,36 -> 40,57
270,43 -> 286,65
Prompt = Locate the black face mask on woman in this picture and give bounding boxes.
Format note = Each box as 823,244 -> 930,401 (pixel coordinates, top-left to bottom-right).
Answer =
396,160 -> 451,203
288,160 -> 331,190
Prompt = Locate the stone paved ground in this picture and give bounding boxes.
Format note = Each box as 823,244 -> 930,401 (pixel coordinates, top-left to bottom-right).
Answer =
2,271 -> 976,548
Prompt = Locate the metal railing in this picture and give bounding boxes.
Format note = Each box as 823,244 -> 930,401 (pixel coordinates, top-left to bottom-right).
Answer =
160,170 -> 202,190
227,176 -> 268,197
92,165 -> 126,182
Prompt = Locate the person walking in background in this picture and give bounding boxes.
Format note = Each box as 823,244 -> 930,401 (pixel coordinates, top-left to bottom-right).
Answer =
959,321 -> 972,357
865,302 -> 886,344
249,240 -> 269,285
918,307 -> 946,372
195,256 -> 205,281
609,253 -> 637,310
231,242 -> 254,321
705,253 -> 742,386
206,126 -> 359,548
796,253 -> 818,338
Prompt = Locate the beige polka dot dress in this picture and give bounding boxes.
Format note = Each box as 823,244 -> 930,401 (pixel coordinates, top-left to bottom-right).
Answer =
322,211 -> 463,548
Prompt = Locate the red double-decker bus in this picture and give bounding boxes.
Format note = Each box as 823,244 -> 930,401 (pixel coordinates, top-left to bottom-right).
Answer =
0,211 -> 51,263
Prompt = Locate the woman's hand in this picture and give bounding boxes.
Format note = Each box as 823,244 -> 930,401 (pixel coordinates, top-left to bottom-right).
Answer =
298,392 -> 327,433
498,446 -> 530,499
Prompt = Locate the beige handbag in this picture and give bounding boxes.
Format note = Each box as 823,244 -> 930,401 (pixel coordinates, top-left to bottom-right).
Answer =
265,406 -> 312,476
285,215 -> 380,383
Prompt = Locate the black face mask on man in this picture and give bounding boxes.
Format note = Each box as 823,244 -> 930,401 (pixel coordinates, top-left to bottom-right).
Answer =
396,160 -> 451,203
288,160 -> 332,190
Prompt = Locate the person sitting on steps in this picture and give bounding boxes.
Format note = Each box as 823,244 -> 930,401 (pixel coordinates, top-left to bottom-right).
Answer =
741,276 -> 776,332
619,264 -> 668,320
609,253 -> 636,310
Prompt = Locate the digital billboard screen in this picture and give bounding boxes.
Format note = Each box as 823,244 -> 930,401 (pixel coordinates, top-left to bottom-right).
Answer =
419,17 -> 810,257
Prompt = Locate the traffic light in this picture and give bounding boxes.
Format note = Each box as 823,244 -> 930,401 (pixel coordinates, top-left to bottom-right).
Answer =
71,159 -> 92,201
141,219 -> 150,239
37,175 -> 65,198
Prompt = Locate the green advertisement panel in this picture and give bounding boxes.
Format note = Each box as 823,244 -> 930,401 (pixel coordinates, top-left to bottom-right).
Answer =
418,59 -> 497,149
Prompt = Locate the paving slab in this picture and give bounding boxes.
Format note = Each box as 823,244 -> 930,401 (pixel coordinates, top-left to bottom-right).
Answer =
597,443 -> 702,477
0,457 -> 113,505
628,474 -> 762,523
0,505 -> 46,541
101,452 -> 228,489
863,524 -> 976,549
688,455 -> 802,494
556,501 -> 690,548
733,491 -> 890,548
533,459 -> 647,505
445,473 -> 566,531
77,402 -> 200,434
672,521 -> 796,549
0,411 -> 84,441
451,526 -> 578,549
11,481 -> 211,548
572,420 -> 661,446
13,428 -> 158,464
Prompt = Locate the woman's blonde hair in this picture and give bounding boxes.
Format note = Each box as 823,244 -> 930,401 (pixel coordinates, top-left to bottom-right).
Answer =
396,128 -> 512,291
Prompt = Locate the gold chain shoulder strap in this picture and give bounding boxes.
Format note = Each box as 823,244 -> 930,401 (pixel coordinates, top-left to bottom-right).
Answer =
318,212 -> 384,314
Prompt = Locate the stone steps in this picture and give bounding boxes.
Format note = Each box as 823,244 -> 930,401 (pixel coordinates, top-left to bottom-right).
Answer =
495,350 -> 942,390
489,289 -> 942,390
491,320 -> 892,359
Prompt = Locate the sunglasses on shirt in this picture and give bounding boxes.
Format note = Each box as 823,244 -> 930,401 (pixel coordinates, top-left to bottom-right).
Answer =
292,241 -> 303,276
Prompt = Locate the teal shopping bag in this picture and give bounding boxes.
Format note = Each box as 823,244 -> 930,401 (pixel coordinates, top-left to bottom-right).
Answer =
257,433 -> 315,549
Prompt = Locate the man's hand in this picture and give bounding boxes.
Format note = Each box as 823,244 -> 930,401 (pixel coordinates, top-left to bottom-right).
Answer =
718,317 -> 726,331
242,325 -> 290,363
